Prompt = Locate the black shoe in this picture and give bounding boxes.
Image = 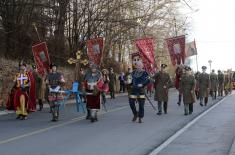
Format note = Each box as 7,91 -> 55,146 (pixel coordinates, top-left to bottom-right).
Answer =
138,118 -> 143,123
16,115 -> 21,119
91,118 -> 95,123
86,115 -> 91,120
177,102 -> 181,106
157,112 -> 162,115
184,113 -> 188,115
189,112 -> 192,115
199,102 -> 203,106
132,115 -> 138,122
164,111 -> 167,114
94,117 -> 98,122
204,104 -> 207,106
21,116 -> 27,120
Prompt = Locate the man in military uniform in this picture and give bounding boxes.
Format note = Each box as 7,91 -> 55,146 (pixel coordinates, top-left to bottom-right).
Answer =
210,69 -> 218,100
199,66 -> 210,106
154,64 -> 172,115
194,71 -> 200,100
217,70 -> 224,97
179,66 -> 196,115
108,68 -> 116,99
175,64 -> 185,106
129,61 -> 150,123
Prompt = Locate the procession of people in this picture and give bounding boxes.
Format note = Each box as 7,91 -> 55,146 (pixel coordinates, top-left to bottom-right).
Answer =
4,55 -> 234,124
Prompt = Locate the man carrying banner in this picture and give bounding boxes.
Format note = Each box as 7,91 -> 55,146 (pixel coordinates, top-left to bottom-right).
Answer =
12,61 -> 36,120
108,68 -> 116,99
199,66 -> 210,106
210,69 -> 218,100
154,64 -> 172,115
32,65 -> 44,111
46,63 -> 65,122
175,64 -> 185,106
84,63 -> 103,122
179,66 -> 196,115
218,70 -> 224,97
129,61 -> 150,123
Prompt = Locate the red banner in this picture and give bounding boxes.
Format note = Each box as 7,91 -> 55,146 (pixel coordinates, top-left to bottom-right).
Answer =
135,38 -> 156,73
165,35 -> 186,66
32,42 -> 50,77
87,37 -> 104,66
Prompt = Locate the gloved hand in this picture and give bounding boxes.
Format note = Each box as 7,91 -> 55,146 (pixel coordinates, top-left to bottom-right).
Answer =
138,84 -> 143,87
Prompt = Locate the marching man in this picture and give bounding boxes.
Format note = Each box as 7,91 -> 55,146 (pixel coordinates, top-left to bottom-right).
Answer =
198,66 -> 210,106
46,63 -> 65,122
179,66 -> 196,115
84,63 -> 103,123
129,61 -> 150,123
13,61 -> 36,120
154,64 -> 172,115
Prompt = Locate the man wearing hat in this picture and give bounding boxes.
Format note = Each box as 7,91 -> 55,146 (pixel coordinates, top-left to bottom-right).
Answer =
129,61 -> 150,123
198,66 -> 210,106
11,61 -> 36,120
108,67 -> 116,99
210,69 -> 218,100
84,63 -> 102,122
175,64 -> 185,106
46,63 -> 65,122
32,65 -> 44,111
154,64 -> 172,115
217,70 -> 224,97
179,66 -> 196,115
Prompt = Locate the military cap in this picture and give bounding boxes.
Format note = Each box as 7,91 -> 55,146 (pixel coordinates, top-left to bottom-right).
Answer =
184,66 -> 191,71
202,66 -> 207,69
161,64 -> 167,68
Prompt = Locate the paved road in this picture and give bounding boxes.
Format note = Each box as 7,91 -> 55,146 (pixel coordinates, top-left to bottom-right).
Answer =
157,91 -> 235,155
0,89 -> 226,155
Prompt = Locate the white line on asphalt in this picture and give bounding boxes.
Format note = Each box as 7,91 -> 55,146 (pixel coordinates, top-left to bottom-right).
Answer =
0,106 -> 129,145
149,95 -> 232,155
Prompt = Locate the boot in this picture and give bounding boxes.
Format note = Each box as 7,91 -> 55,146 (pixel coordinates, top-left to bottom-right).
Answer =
204,97 -> 208,106
38,99 -> 43,111
164,102 -> 167,114
177,95 -> 181,106
86,109 -> 91,120
16,115 -> 21,119
132,115 -> 138,122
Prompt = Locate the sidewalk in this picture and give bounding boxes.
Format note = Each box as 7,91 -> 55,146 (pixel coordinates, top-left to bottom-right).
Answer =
158,92 -> 235,155
0,93 -> 128,116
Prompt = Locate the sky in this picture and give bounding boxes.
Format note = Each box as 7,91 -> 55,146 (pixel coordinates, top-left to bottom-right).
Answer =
186,0 -> 235,72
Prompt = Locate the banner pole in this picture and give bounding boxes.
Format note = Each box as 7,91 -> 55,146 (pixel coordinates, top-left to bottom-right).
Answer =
33,23 -> 41,42
194,38 -> 199,72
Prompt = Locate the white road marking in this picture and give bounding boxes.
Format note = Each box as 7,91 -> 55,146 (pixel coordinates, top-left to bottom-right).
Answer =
0,106 -> 129,145
149,95 -> 231,155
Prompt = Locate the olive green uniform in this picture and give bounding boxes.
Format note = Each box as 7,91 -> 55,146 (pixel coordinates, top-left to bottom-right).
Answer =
154,71 -> 172,114
198,72 -> 210,106
210,73 -> 218,99
180,74 -> 196,115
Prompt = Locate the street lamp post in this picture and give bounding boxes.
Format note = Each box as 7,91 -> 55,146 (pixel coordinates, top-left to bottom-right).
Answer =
208,60 -> 212,73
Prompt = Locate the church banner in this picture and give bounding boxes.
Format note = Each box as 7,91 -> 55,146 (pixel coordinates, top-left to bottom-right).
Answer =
32,42 -> 50,77
87,37 -> 104,66
165,35 -> 186,66
185,40 -> 197,57
135,38 -> 156,73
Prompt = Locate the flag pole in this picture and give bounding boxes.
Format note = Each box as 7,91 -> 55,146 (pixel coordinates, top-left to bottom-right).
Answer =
194,38 -> 199,72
